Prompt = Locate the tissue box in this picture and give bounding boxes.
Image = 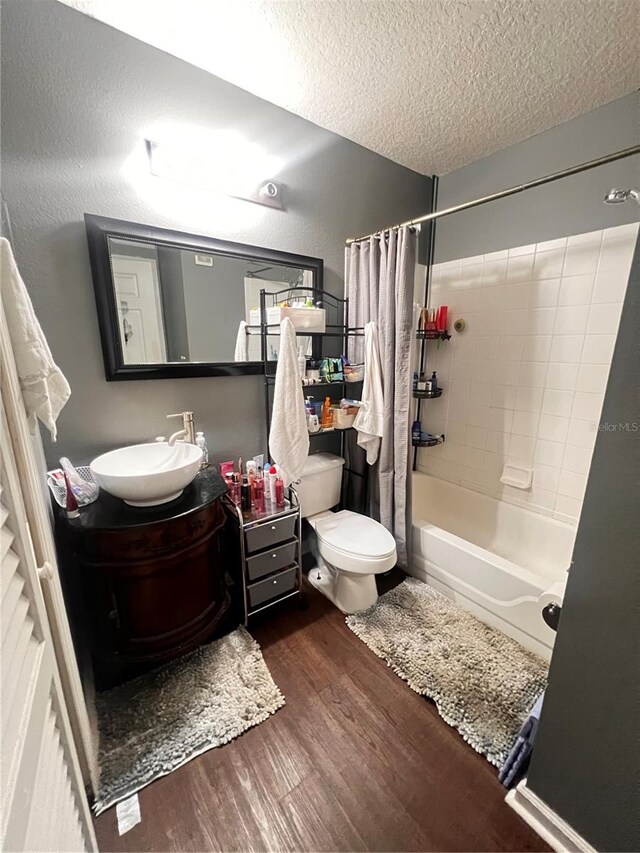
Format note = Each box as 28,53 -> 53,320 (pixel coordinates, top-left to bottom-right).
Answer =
249,307 -> 283,326
248,306 -> 325,332
280,306 -> 326,332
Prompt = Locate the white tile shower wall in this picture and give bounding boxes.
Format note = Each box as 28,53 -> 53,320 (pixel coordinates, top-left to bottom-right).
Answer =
419,223 -> 638,525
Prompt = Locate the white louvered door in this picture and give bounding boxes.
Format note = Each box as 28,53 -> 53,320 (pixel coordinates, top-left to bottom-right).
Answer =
0,400 -> 96,852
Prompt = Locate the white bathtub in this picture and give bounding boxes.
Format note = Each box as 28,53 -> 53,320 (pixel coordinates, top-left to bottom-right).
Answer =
409,473 -> 576,659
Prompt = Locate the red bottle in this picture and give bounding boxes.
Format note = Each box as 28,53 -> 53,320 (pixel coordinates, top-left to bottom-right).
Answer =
275,476 -> 285,508
254,476 -> 265,513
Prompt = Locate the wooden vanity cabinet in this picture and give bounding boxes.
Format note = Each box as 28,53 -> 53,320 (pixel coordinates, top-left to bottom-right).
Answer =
55,468 -> 241,689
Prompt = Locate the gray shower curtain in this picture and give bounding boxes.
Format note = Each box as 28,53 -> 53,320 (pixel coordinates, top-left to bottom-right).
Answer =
345,226 -> 416,566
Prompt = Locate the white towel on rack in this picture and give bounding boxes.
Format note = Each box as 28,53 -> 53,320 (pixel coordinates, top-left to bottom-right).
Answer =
354,321 -> 384,464
1,237 -> 70,440
269,317 -> 309,486
234,320 -> 248,361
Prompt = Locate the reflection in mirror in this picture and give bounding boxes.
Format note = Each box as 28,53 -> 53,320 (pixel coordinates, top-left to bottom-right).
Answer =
107,238 -> 312,365
85,214 -> 323,380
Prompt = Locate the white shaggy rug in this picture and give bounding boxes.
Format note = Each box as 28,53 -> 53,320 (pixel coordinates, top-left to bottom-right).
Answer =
94,627 -> 284,814
346,578 -> 547,767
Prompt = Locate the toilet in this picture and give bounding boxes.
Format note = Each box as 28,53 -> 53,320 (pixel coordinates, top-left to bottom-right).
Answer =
295,453 -> 397,613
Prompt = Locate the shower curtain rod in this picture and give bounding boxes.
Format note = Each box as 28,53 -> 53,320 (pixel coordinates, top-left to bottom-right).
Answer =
346,143 -> 640,245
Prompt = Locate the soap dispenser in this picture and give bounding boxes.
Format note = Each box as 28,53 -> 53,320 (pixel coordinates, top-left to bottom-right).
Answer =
195,432 -> 209,468
425,371 -> 438,394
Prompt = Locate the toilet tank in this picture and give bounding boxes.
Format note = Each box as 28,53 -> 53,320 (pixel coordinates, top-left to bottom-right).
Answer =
295,453 -> 345,518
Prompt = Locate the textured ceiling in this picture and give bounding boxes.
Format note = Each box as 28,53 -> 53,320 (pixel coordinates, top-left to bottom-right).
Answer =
58,0 -> 639,175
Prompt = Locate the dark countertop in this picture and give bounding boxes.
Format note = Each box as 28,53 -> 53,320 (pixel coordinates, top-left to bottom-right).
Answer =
57,467 -> 228,531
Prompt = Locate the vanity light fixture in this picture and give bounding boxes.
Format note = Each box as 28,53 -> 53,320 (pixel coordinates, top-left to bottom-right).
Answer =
145,139 -> 284,210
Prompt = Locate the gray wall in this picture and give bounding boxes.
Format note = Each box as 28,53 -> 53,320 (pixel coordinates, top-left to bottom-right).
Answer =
526,242 -> 640,852
434,92 -> 640,262
157,248 -> 190,362
0,0 -> 430,466
180,252 -> 247,362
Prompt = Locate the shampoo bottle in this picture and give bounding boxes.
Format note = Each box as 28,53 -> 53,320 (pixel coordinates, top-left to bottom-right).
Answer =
412,420 -> 422,443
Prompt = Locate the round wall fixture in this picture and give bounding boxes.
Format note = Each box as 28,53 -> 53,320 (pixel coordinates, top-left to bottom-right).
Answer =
453,318 -> 467,332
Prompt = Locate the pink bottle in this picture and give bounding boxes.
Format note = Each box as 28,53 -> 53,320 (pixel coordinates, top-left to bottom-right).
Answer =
254,475 -> 265,513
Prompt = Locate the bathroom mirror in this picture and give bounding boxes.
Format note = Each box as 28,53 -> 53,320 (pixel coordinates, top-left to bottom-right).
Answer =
84,214 -> 323,380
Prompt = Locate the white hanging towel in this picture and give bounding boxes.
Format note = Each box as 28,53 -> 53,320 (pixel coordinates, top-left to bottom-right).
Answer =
354,321 -> 384,464
1,237 -> 70,440
234,320 -> 248,361
268,317 -> 309,486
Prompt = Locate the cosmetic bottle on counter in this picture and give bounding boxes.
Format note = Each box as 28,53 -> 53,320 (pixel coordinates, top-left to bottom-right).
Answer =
275,476 -> 285,508
229,473 -> 241,506
254,473 -> 265,513
241,477 -> 251,512
267,465 -> 278,504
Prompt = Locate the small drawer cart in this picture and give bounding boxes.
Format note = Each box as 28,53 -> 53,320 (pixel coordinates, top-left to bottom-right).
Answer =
225,488 -> 304,624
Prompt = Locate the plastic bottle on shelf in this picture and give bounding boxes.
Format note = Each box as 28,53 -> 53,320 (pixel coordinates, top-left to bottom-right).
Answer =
305,396 -> 315,423
321,397 -> 334,430
298,346 -> 307,380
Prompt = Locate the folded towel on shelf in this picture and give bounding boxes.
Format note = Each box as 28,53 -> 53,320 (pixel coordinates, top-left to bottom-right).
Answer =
499,691 -> 545,788
1,237 -> 70,440
234,320 -> 248,362
353,321 -> 384,464
268,317 -> 309,487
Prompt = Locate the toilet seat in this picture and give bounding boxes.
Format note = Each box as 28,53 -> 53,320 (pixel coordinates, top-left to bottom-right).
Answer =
312,510 -> 397,575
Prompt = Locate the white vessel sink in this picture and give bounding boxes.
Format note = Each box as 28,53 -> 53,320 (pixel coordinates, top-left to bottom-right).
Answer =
90,442 -> 203,507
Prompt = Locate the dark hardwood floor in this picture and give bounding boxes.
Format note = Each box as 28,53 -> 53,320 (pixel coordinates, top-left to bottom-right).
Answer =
94,572 -> 548,852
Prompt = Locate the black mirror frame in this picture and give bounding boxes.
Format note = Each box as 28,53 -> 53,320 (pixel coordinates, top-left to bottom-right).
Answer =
84,213 -> 324,381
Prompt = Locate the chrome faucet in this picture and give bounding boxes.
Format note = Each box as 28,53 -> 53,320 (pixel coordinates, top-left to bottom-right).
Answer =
166,411 -> 195,446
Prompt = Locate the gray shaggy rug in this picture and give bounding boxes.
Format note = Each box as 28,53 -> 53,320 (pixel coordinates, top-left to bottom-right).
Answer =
346,578 -> 547,767
94,627 -> 284,814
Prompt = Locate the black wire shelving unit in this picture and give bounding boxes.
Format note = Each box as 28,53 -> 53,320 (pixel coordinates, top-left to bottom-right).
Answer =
248,286 -> 365,507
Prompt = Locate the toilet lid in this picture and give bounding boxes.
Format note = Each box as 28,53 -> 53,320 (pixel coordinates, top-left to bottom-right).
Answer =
314,510 -> 396,559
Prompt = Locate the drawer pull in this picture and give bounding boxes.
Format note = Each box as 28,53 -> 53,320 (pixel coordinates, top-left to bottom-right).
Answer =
273,579 -> 278,584
271,526 -> 276,531
272,553 -> 277,558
